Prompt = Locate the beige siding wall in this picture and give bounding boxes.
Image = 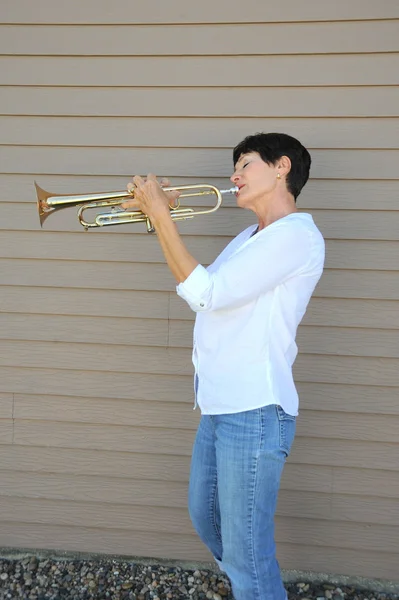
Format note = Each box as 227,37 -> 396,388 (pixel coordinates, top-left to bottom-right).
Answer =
1,0 -> 399,581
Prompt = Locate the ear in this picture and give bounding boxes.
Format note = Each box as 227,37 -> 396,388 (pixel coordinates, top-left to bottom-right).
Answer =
276,155 -> 291,178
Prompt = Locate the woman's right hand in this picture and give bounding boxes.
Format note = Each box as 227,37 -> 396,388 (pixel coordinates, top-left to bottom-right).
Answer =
122,176 -> 180,210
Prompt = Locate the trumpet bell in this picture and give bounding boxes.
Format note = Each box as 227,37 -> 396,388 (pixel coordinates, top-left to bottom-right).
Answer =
35,182 -> 55,227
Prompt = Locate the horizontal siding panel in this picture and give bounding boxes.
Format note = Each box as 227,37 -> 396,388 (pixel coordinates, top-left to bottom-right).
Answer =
14,396 -> 200,431
2,286 -> 399,331
13,395 -> 399,435
292,437 -> 399,472
3,175 -> 399,211
1,492 -> 398,531
0,469 -> 345,507
1,321 -> 398,358
1,233 -> 399,272
0,367 -> 195,402
0,421 -> 13,444
294,354 -> 399,387
281,543 -> 398,581
9,377 -> 399,442
1,22 -> 399,55
279,519 -> 399,556
298,325 -> 399,357
0,393 -> 13,419
10,417 -> 399,455
12,420 -> 197,455
3,116 -> 399,149
0,496 -> 194,536
0,468 -> 320,503
1,354 -> 398,392
171,296 -> 399,329
297,410 -> 399,443
0,446 -> 192,481
4,364 -> 398,413
1,340 -> 399,386
2,146 -> 399,180
4,425 -> 399,471
317,271 -> 399,300
330,466 -> 399,499
281,464 -> 399,499
0,286 -> 170,319
279,493 -> 399,527
3,206 -> 399,241
0,472 -> 189,509
0,316 -> 170,347
1,55 -> 399,86
1,259 -> 398,300
0,258 -> 176,291
323,240 -> 399,270
11,382 -> 399,429
0,521 -> 209,562
1,446 -> 399,498
0,231 -> 228,265
12,378 -> 399,419
2,86 -> 398,118
169,322 -> 399,357
298,382 -> 399,415
0,341 -> 193,376
2,0 -> 399,23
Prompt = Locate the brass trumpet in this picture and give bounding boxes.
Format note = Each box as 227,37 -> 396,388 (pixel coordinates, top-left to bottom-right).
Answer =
35,182 -> 238,233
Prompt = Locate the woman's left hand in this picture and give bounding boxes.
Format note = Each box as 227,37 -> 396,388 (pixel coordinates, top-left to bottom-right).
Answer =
122,174 -> 180,224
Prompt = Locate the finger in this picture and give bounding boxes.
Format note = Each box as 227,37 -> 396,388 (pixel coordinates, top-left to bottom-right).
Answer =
165,190 -> 181,208
146,173 -> 160,189
133,175 -> 145,188
160,177 -> 171,188
121,199 -> 140,210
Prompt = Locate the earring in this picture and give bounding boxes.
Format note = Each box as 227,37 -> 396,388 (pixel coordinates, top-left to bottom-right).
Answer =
277,173 -> 281,179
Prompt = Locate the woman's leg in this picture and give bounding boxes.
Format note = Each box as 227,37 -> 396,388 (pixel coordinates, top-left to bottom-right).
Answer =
214,404 -> 296,600
188,415 -> 223,563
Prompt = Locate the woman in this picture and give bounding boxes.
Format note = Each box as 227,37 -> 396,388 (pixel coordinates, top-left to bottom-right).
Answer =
123,132 -> 325,600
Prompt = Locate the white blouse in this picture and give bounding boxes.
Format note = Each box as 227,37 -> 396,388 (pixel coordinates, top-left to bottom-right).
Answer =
176,213 -> 325,416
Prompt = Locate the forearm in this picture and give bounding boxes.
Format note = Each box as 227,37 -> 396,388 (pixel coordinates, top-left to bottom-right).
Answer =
152,211 -> 199,283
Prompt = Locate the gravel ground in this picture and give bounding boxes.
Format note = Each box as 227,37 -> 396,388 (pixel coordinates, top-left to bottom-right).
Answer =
0,556 -> 398,600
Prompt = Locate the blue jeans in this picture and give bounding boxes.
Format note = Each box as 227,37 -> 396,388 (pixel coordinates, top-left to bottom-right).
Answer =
188,404 -> 296,600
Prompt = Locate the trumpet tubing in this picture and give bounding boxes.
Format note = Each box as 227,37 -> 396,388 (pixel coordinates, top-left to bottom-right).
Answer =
35,182 -> 238,233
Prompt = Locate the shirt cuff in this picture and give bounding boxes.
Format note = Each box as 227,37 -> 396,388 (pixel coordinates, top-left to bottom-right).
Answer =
176,264 -> 211,311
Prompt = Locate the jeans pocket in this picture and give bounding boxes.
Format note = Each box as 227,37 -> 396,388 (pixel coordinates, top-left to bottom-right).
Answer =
275,405 -> 296,457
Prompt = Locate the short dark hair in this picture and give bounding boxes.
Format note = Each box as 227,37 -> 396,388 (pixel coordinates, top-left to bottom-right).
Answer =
233,132 -> 311,200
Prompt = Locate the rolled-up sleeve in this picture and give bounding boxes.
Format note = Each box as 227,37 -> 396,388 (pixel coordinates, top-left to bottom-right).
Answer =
176,264 -> 213,312
176,222 -> 318,313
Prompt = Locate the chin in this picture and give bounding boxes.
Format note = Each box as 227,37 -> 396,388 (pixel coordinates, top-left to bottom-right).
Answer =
236,193 -> 252,210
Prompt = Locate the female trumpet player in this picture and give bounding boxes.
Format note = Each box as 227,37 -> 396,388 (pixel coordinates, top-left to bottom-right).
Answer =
123,132 -> 325,600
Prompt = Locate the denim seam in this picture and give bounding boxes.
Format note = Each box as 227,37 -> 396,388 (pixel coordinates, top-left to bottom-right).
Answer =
276,405 -> 290,457
210,480 -> 223,546
247,408 -> 263,600
209,415 -> 222,547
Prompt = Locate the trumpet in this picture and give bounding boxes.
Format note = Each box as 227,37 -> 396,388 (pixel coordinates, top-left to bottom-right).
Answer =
35,181 -> 238,233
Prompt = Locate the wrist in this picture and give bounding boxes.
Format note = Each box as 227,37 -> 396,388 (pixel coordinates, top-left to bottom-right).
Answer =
151,206 -> 174,228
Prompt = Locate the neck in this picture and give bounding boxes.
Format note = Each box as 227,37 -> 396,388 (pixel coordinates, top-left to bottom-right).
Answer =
253,192 -> 297,231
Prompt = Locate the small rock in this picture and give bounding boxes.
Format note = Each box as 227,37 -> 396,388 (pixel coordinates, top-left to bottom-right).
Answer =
0,573 -> 9,581
122,581 -> 133,589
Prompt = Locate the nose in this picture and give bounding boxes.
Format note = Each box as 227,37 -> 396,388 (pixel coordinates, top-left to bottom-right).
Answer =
230,172 -> 240,184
